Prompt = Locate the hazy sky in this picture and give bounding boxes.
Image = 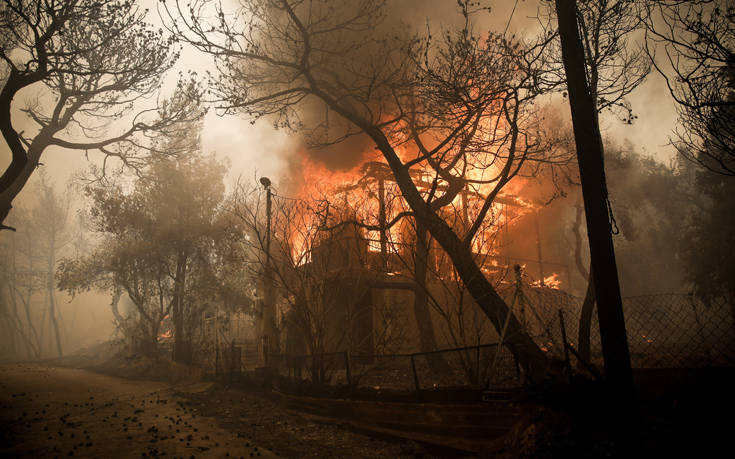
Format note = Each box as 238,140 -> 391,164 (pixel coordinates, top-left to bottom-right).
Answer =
1,0 -> 679,202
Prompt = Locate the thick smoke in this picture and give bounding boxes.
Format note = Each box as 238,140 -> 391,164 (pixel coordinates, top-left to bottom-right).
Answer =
502,136 -> 691,298
289,0 -> 539,175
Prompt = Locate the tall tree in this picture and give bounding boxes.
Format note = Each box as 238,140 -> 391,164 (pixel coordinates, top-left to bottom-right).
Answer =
555,0 -> 633,391
539,0 -> 650,121
679,161 -> 735,328
0,174 -> 74,359
33,172 -> 72,357
58,147 -> 237,359
0,0 -> 200,230
539,0 -> 651,366
138,151 -> 230,362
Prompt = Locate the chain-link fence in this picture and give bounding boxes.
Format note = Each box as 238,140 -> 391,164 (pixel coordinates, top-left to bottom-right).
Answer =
201,313 -> 261,376
267,290 -> 733,390
518,288 -> 735,369
270,343 -> 524,391
204,283 -> 734,386
407,344 -> 521,390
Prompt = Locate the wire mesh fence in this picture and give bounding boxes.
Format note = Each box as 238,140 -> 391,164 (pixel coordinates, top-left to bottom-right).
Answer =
203,286 -> 734,387
517,289 -> 735,369
265,344 -> 524,391
266,291 -> 733,389
200,313 -> 261,376
407,344 -> 521,390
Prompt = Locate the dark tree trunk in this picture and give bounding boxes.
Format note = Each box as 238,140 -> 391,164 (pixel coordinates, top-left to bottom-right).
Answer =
571,202 -> 588,280
109,289 -> 125,326
139,331 -> 159,358
412,223 -> 452,375
48,284 -> 63,358
378,177 -> 388,271
172,250 -> 189,363
572,203 -> 596,366
365,126 -> 550,383
555,0 -> 633,391
2,290 -> 37,360
577,270 -> 596,367
48,239 -> 63,357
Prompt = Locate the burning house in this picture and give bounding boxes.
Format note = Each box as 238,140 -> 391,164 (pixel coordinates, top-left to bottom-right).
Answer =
264,158 -> 577,370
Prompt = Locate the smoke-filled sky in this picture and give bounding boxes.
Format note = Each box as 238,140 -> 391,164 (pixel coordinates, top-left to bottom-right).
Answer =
1,0 -> 678,200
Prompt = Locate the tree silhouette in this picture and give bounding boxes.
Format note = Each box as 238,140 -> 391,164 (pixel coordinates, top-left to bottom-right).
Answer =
644,0 -> 735,175
0,0 -> 201,230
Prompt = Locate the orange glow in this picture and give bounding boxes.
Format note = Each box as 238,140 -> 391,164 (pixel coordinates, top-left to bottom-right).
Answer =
284,107 -> 545,279
157,329 -> 173,341
531,273 -> 562,289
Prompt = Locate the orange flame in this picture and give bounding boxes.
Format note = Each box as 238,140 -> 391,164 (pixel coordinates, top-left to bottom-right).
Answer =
531,273 -> 562,289
284,116 -> 544,277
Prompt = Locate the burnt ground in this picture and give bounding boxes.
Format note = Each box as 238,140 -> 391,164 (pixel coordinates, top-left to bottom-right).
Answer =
0,363 -> 442,458
177,384 -> 447,458
2,350 -> 733,458
0,363 -> 280,458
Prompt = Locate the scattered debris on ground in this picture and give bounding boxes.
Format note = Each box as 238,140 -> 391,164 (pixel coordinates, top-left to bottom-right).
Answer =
177,383 -> 450,458
0,363 -> 447,458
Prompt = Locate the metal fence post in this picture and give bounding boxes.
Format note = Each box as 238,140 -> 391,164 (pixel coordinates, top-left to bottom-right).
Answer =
410,354 -> 421,392
215,346 -> 219,377
558,309 -> 573,382
344,352 -> 352,386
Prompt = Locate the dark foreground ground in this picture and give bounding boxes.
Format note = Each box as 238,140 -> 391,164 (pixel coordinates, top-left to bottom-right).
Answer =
1,354 -> 734,458
0,363 -> 440,458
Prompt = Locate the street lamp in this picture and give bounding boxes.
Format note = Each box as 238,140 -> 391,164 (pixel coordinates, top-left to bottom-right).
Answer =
260,177 -> 272,264
259,177 -> 273,368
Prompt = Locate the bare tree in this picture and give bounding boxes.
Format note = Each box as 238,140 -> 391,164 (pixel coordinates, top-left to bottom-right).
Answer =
231,181 -> 400,383
164,0 -> 572,382
643,0 -> 735,175
555,0 -> 634,390
538,0 -> 651,121
411,210 -> 511,386
0,173 -> 75,359
33,172 -> 72,357
0,211 -> 43,359
0,0 -> 201,230
539,0 -> 651,368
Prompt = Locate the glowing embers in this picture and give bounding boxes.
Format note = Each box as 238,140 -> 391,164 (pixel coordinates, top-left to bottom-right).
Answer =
530,273 -> 562,290
157,314 -> 173,342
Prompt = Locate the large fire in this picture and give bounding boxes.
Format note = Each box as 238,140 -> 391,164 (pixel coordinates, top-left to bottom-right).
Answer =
284,145 -> 555,288
270,89 -> 565,288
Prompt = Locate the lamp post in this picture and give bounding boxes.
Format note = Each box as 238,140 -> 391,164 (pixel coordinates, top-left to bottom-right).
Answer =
259,177 -> 274,367
260,176 -> 272,266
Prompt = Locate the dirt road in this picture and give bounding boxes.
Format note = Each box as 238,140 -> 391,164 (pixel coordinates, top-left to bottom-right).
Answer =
0,363 -> 275,458
0,363 -> 437,458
